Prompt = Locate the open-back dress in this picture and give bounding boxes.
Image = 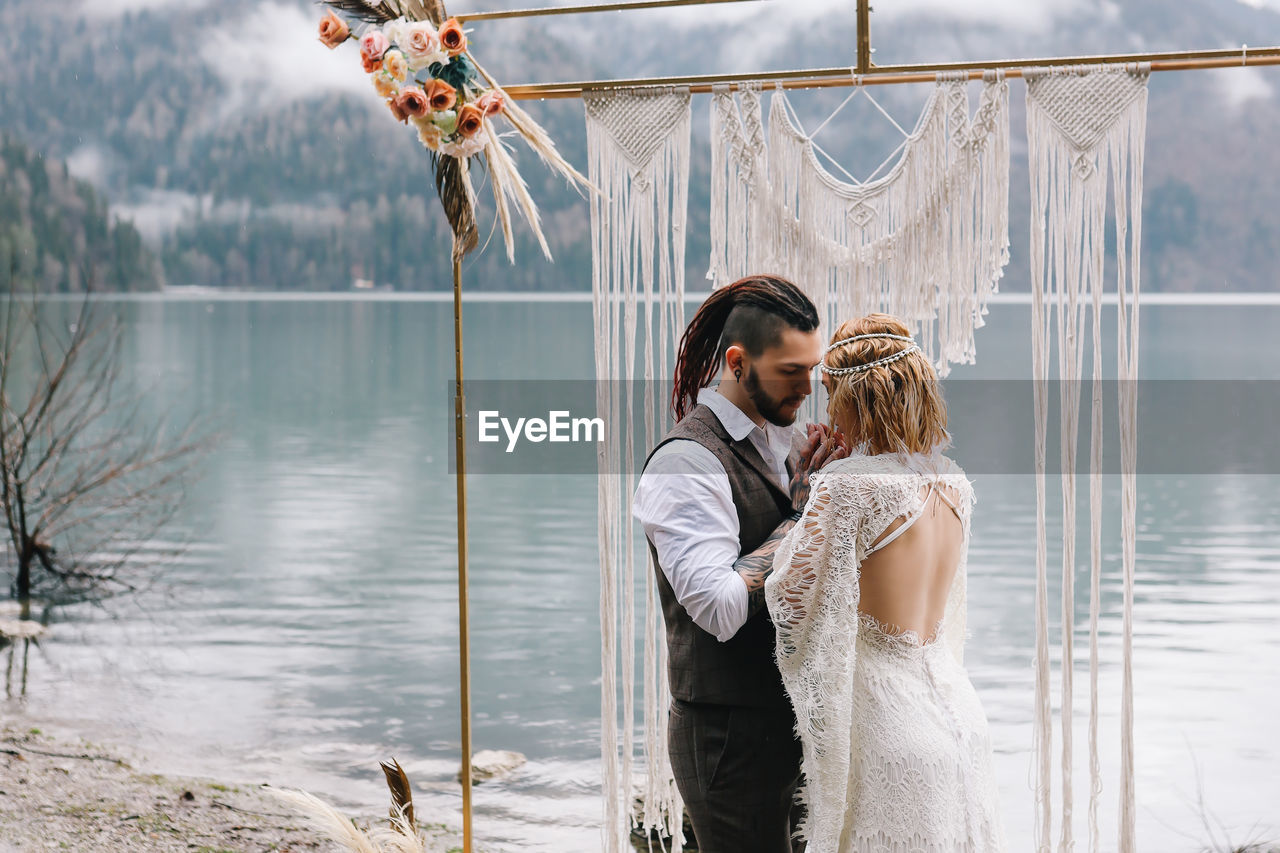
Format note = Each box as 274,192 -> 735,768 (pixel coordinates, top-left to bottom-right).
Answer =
764,450 -> 1007,853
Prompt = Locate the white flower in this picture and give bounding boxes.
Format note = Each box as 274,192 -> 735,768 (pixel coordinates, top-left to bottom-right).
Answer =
440,132 -> 489,159
383,18 -> 407,46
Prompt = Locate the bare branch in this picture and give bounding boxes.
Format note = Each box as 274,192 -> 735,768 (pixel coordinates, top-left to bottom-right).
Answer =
1,284 -> 219,602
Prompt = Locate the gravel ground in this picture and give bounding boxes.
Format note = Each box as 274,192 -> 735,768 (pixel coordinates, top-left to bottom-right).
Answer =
0,724 -> 462,853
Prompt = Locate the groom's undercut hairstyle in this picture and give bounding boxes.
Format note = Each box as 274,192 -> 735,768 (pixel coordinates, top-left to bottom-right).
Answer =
720,304 -> 792,361
671,275 -> 819,421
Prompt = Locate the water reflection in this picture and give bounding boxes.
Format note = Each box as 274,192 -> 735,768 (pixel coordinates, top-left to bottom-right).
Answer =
0,299 -> 1277,852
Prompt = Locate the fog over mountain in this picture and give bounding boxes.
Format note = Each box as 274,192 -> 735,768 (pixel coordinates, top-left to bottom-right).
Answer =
3,0 -> 1278,291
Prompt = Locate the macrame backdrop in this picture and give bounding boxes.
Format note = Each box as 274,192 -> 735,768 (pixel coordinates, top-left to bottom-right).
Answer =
1025,64 -> 1147,853
584,85 -> 691,852
709,74 -> 1010,382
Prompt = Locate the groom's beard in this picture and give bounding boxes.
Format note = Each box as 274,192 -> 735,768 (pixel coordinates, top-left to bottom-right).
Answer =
743,365 -> 803,427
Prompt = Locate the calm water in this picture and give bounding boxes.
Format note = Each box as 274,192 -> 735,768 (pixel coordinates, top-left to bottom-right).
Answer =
3,296 -> 1279,852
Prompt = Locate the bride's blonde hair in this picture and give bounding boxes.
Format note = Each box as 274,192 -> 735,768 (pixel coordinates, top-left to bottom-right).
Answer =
823,313 -> 950,455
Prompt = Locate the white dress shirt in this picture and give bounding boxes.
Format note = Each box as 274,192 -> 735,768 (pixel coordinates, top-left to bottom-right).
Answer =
632,386 -> 798,643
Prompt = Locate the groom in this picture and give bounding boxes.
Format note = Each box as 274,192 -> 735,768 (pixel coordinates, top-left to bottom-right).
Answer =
633,275 -> 846,853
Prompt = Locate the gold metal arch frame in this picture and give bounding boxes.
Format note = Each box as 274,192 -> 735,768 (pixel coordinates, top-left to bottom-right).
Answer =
445,2 -> 1279,850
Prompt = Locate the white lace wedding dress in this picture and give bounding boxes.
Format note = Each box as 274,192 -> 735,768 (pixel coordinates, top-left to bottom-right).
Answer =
764,451 -> 1007,853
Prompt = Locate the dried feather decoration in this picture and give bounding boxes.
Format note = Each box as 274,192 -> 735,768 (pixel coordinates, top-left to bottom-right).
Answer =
584,85 -> 691,853
709,74 -> 1010,385
1025,63 -> 1147,853
321,0 -> 593,261
268,757 -> 443,853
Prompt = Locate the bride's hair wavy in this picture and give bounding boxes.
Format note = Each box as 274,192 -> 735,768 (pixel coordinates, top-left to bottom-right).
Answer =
671,275 -> 818,421
824,313 -> 950,455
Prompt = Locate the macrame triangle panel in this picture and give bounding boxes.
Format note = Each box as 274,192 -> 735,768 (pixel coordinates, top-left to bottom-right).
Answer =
1025,63 -> 1148,853
585,89 -> 692,176
584,86 -> 691,853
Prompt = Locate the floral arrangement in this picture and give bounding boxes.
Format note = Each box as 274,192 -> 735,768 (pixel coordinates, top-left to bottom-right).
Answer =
317,0 -> 591,261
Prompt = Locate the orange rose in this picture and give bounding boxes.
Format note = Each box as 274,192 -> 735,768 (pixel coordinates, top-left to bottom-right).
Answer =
438,18 -> 467,56
426,78 -> 457,111
318,12 -> 350,49
388,97 -> 409,123
396,87 -> 430,119
457,103 -> 484,138
362,53 -> 383,73
476,90 -> 505,118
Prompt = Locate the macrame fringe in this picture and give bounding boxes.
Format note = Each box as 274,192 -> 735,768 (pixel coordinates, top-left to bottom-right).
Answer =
1026,64 -> 1147,853
709,74 -> 1010,381
586,86 -> 691,853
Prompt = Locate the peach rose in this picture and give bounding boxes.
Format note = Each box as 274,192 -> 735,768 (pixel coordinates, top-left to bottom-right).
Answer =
387,97 -> 409,123
373,73 -> 399,99
438,18 -> 467,56
476,90 -> 505,118
426,78 -> 457,111
401,21 -> 447,70
396,87 -> 430,119
456,103 -> 484,138
360,31 -> 390,64
382,49 -> 409,81
318,12 -> 350,49
413,115 -> 443,149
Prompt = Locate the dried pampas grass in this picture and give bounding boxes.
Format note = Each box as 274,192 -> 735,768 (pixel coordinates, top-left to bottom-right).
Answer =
468,56 -> 593,193
266,787 -> 383,853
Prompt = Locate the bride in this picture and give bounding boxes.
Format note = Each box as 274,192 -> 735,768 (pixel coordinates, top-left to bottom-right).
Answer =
765,314 -> 1008,853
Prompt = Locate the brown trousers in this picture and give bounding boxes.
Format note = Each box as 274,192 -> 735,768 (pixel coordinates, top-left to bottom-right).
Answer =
667,698 -> 806,853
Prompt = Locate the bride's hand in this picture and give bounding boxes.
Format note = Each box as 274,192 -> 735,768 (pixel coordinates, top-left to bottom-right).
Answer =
826,424 -> 852,457
814,424 -> 850,469
790,424 -> 848,513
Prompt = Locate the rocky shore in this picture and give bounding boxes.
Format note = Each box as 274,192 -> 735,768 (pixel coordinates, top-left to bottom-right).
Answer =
0,723 -> 462,853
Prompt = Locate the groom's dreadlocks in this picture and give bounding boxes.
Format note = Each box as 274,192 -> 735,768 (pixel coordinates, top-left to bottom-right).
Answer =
671,275 -> 819,421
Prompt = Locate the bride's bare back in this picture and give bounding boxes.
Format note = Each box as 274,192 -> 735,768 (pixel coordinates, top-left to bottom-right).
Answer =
856,481 -> 965,644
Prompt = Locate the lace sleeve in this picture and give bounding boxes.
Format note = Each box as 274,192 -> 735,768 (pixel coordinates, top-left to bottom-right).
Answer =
941,464 -> 975,667
764,466 -> 866,850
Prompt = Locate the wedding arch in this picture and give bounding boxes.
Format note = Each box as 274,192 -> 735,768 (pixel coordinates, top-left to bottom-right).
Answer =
315,1 -> 1280,851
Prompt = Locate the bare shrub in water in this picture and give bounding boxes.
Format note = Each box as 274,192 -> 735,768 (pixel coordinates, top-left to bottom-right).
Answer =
0,267 -> 216,604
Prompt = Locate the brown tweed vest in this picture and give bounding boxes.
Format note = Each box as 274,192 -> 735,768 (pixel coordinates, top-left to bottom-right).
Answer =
642,402 -> 802,709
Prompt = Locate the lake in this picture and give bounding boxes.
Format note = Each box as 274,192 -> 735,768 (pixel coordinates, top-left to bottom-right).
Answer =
3,294 -> 1278,852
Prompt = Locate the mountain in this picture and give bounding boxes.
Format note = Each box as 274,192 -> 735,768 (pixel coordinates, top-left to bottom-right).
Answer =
2,0 -> 1279,292
0,134 -> 162,292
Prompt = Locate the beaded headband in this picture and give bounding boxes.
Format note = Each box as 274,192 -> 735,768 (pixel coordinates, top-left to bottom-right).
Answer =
819,333 -> 921,376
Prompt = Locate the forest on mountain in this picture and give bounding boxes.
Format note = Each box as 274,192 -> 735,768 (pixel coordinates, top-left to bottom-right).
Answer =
0,135 -> 162,293
2,0 -> 1278,292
